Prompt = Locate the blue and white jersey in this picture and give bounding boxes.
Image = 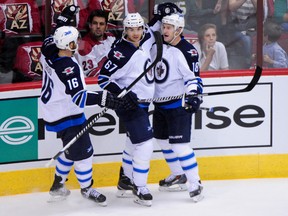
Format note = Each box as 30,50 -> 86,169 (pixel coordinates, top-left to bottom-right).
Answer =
153,37 -> 201,108
98,26 -> 157,100
40,36 -> 101,132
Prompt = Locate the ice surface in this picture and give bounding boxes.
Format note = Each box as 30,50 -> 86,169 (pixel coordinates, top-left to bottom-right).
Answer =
0,178 -> 287,216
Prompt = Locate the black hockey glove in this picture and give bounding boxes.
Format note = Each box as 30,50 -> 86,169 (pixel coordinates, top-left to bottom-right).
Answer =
122,91 -> 139,110
56,5 -> 80,28
184,94 -> 203,113
154,2 -> 183,18
183,77 -> 204,113
100,90 -> 124,110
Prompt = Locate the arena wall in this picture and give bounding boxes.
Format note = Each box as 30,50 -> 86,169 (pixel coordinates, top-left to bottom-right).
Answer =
1,69 -> 288,196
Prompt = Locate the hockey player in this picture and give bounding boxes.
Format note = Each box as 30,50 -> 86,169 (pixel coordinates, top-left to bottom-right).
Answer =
98,12 -> 160,207
40,6 -> 132,206
152,13 -> 204,202
75,9 -> 116,77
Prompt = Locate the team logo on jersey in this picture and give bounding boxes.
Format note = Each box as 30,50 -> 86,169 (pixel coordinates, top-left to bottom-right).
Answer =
29,46 -> 43,76
113,51 -> 124,60
144,59 -> 154,84
154,59 -> 169,83
187,48 -> 198,57
2,3 -> 31,34
62,66 -> 75,75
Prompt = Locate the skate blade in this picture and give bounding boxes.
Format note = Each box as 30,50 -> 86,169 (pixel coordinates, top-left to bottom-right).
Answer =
47,195 -> 68,203
133,196 -> 152,207
116,189 -> 134,198
159,184 -> 187,192
191,194 -> 204,203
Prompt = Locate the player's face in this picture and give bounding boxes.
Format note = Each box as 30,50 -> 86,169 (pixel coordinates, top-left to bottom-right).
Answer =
89,16 -> 107,40
203,28 -> 217,47
125,26 -> 144,44
161,23 -> 177,43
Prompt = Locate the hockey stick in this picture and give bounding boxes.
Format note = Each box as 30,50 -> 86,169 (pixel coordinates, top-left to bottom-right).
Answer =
138,93 -> 212,112
202,65 -> 262,96
45,31 -> 163,167
138,66 -> 262,103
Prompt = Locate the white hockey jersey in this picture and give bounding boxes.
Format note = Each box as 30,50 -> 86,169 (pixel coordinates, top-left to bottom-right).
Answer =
98,25 -> 157,100
40,36 -> 102,132
153,38 -> 200,104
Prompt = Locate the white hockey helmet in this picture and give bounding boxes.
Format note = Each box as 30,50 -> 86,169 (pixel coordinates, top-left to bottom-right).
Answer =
123,13 -> 144,28
53,26 -> 79,51
162,13 -> 185,31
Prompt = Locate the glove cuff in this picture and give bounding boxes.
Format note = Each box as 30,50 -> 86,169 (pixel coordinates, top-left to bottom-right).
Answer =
153,4 -> 159,15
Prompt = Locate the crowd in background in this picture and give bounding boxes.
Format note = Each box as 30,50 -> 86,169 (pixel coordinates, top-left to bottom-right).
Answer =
0,0 -> 288,84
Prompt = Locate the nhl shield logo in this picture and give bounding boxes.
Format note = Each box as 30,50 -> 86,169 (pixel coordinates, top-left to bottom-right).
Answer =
4,3 -> 31,33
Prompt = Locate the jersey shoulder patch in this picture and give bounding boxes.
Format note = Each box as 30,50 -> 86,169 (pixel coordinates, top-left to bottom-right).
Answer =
107,40 -> 136,69
54,57 -> 80,77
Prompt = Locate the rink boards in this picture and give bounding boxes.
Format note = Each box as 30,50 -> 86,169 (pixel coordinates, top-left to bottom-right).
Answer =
1,69 -> 288,196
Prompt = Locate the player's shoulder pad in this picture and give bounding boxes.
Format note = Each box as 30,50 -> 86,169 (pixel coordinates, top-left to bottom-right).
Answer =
107,40 -> 135,69
54,57 -> 81,77
176,39 -> 199,61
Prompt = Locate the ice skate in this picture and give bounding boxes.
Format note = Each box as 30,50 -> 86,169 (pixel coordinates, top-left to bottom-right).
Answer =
81,187 -> 107,207
189,182 -> 204,202
133,185 -> 153,207
116,166 -> 134,198
159,174 -> 187,192
48,175 -> 71,203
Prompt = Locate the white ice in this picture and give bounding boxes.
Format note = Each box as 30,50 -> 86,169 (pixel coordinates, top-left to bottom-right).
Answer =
0,178 -> 287,216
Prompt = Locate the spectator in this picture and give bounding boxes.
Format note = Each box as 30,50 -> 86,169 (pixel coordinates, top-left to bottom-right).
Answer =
194,23 -> 229,71
75,9 -> 116,77
269,0 -> 288,32
221,0 -> 258,69
187,0 -> 228,32
263,21 -> 288,68
153,0 -> 228,32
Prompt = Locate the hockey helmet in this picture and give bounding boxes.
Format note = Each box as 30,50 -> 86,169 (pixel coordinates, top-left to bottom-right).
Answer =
123,13 -> 144,28
53,26 -> 79,51
162,13 -> 185,31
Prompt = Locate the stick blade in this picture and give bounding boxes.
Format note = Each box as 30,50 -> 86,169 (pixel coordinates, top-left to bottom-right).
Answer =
245,65 -> 262,92
204,66 -> 262,96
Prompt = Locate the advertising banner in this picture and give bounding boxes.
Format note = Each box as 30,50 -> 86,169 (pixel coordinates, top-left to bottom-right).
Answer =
0,98 -> 38,163
0,74 -> 287,165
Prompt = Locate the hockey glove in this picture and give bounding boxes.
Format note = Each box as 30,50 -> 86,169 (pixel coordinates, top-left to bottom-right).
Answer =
183,77 -> 204,113
56,5 -> 80,28
183,93 -> 203,113
100,90 -> 124,110
154,2 -> 183,18
122,91 -> 139,110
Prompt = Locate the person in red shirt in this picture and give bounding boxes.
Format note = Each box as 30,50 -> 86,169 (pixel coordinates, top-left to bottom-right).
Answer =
75,9 -> 116,77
